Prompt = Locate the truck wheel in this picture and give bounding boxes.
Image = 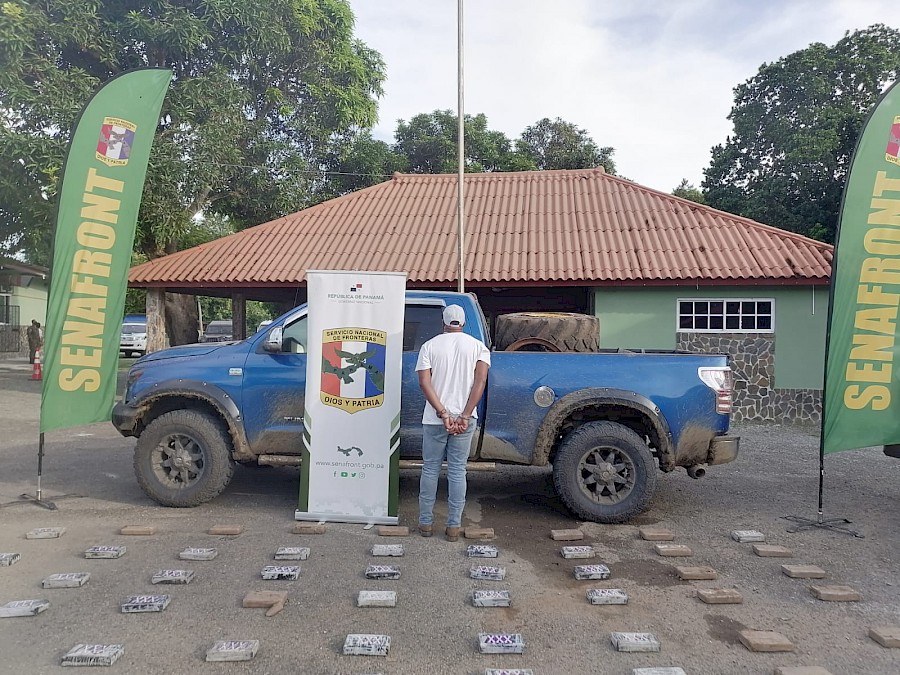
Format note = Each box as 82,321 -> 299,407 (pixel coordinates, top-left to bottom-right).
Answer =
552,421 -> 657,523
495,313 -> 599,352
133,410 -> 235,507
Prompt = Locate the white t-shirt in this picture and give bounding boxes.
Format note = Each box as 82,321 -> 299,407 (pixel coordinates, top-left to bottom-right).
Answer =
415,331 -> 491,425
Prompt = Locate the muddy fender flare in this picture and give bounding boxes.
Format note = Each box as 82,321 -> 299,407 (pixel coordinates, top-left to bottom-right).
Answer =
533,387 -> 674,470
129,379 -> 252,461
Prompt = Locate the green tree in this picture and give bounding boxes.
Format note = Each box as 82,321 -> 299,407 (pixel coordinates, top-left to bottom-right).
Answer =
516,117 -> 616,173
393,110 -> 533,174
324,131 -> 406,196
672,179 -> 705,204
0,0 -> 385,264
702,24 -> 900,243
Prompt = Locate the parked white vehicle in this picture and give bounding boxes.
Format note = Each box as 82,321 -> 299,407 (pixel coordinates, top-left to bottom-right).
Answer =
120,321 -> 147,357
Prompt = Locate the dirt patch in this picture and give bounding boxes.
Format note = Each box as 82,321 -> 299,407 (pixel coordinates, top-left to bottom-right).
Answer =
704,613 -> 748,646
625,514 -> 662,526
607,558 -> 687,588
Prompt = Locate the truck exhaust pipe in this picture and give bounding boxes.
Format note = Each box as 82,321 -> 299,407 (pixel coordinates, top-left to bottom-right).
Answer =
686,465 -> 706,479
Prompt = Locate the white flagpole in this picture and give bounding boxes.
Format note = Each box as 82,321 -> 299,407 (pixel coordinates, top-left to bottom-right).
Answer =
457,0 -> 465,293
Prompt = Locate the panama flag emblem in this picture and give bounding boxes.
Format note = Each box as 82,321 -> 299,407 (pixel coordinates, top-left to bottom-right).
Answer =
96,116 -> 137,166
320,327 -> 387,414
886,116 -> 900,166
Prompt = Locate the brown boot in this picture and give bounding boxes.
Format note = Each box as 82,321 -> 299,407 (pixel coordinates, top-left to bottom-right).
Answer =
445,526 -> 460,542
418,524 -> 433,538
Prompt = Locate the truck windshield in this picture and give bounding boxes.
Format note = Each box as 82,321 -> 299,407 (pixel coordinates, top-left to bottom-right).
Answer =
122,323 -> 146,333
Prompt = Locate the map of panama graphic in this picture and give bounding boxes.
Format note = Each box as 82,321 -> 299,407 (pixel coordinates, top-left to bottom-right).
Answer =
321,348 -> 385,392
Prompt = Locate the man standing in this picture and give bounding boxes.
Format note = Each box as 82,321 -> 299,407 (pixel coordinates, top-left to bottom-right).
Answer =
415,304 -> 491,541
26,320 -> 41,364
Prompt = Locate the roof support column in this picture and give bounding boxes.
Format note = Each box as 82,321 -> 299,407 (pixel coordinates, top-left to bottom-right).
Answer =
232,293 -> 246,340
146,289 -> 168,354
456,0 -> 466,293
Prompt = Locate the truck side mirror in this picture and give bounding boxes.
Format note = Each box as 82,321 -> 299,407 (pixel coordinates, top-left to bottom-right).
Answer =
263,325 -> 283,353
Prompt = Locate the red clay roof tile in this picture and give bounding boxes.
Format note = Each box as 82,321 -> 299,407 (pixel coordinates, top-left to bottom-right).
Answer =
129,169 -> 832,287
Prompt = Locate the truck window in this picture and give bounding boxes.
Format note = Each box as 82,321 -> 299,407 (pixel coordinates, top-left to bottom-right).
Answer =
403,305 -> 443,351
282,315 -> 308,353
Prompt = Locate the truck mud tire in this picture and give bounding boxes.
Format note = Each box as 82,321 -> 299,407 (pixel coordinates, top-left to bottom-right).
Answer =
552,421 -> 657,523
494,312 -> 599,352
133,410 -> 235,507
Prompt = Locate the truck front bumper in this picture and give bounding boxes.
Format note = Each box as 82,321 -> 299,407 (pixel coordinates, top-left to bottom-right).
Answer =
111,401 -> 139,436
707,435 -> 740,465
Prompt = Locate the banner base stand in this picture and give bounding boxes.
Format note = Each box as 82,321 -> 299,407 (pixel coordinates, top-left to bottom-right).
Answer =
295,510 -> 398,526
782,514 -> 864,538
19,492 -> 58,510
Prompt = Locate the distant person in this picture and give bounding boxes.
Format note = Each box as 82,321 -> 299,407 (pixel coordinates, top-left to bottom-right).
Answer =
415,305 -> 490,542
26,320 -> 42,364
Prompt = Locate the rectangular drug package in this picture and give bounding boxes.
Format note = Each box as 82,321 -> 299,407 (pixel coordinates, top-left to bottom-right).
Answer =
60,644 -> 124,667
470,565 -> 506,581
261,565 -> 300,580
573,564 -> 610,580
0,599 -> 51,618
150,570 -> 195,584
343,634 -> 391,657
365,565 -> 401,580
478,633 -> 526,654
121,595 -> 171,613
205,640 -> 260,662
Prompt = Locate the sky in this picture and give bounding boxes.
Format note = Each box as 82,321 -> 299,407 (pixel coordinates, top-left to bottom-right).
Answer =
349,0 -> 895,193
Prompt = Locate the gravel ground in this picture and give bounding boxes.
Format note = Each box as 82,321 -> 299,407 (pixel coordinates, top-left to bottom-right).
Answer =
0,365 -> 898,674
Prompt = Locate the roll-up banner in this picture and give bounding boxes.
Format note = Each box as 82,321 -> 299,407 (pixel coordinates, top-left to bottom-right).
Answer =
40,69 -> 172,433
298,270 -> 407,524
823,80 -> 900,453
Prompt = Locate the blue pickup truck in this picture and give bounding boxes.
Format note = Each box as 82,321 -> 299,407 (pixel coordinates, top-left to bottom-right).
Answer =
112,291 -> 739,523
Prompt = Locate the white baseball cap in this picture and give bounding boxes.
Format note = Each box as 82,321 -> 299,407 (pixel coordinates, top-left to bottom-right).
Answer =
443,305 -> 466,326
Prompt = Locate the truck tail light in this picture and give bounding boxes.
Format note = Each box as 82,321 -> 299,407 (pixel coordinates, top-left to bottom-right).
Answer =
698,367 -> 733,415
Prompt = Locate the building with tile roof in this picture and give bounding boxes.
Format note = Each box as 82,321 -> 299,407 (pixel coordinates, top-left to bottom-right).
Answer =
129,169 -> 834,422
0,257 -> 49,358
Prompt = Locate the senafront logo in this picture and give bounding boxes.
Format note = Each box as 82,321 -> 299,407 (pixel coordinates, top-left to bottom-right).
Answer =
320,327 -> 386,413
886,115 -> 900,167
96,117 -> 136,166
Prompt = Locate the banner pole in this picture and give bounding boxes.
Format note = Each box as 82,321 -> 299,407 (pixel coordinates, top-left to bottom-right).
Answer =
782,223 -> 858,536
782,191 -> 860,537
20,432 -> 58,510
783,422 -> 859,536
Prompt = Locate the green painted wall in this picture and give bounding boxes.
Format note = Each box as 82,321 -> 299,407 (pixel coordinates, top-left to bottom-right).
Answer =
593,286 -> 829,390
14,281 -> 48,326
772,286 -> 829,389
594,288 -> 678,350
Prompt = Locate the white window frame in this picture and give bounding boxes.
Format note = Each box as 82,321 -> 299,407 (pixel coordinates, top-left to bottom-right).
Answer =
676,297 -> 775,333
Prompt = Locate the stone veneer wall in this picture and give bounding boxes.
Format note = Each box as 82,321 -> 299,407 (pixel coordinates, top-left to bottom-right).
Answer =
676,332 -> 821,424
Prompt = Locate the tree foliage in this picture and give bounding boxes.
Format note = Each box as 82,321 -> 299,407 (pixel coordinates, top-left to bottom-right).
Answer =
672,179 -> 705,204
326,112 -> 614,196
517,117 -> 616,173
394,110 -> 533,174
324,131 -> 407,197
702,24 -> 900,243
0,0 -> 385,263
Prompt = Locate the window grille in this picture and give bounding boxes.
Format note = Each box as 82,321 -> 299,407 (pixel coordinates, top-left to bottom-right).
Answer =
677,298 -> 773,333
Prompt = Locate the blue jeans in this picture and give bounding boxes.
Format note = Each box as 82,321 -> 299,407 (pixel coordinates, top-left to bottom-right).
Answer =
418,423 -> 476,528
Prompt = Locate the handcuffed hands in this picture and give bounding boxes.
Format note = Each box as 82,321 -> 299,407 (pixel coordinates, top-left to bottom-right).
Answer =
446,415 -> 470,435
